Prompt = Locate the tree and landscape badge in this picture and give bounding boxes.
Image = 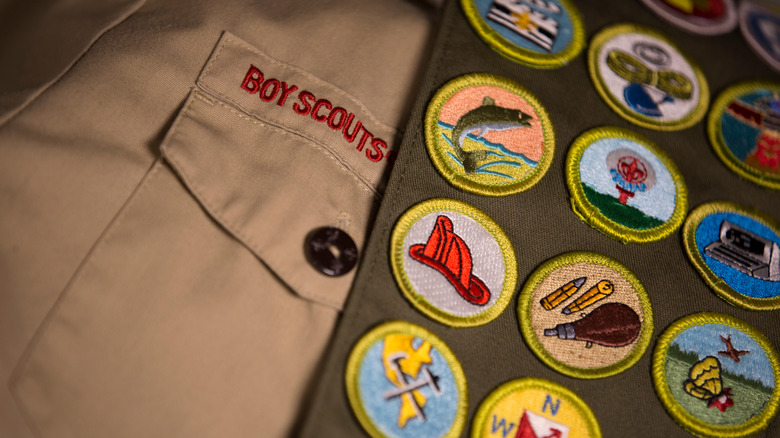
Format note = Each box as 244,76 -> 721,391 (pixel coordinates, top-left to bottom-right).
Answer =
517,252 -> 654,379
707,81 -> 780,190
390,199 -> 517,327
346,322 -> 468,438
460,0 -> 586,68
566,126 -> 688,244
683,201 -> 780,311
588,23 -> 710,131
653,313 -> 780,437
424,73 -> 555,196
471,378 -> 601,438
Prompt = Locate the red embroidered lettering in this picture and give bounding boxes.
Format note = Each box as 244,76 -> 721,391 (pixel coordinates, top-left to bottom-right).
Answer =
241,65 -> 263,94
342,114 -> 362,142
277,82 -> 298,107
260,79 -> 280,102
293,91 -> 315,115
367,138 -> 387,162
355,128 -> 373,152
237,66 -> 390,165
312,99 -> 332,122
327,107 -> 347,130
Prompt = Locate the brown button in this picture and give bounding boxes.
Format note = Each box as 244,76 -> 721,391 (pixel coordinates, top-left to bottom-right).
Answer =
305,227 -> 358,276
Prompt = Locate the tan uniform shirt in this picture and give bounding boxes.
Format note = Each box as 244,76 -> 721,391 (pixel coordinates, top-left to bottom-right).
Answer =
0,1 -> 439,436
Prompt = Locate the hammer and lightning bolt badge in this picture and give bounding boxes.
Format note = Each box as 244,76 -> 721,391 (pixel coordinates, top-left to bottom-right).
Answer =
518,252 -> 654,379
390,199 -> 517,327
425,73 -> 555,196
460,0 -> 586,68
588,24 -> 709,130
345,322 -> 467,438
566,127 -> 688,244
471,378 -> 601,438
653,313 -> 780,437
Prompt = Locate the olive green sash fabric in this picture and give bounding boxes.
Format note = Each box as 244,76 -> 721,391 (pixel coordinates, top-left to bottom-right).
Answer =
300,0 -> 780,436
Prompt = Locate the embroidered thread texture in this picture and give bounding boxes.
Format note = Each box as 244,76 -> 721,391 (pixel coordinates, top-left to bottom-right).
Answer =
345,322 -> 468,438
425,73 -> 555,196
391,199 -> 517,327
707,81 -> 780,190
640,0 -> 738,35
683,202 -> 780,311
461,0 -> 586,68
566,126 -> 687,244
518,252 -> 653,379
471,378 -> 602,438
652,313 -> 780,437
587,24 -> 709,130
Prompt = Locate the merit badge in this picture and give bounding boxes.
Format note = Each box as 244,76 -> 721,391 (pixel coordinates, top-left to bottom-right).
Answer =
517,252 -> 653,379
390,199 -> 517,327
640,0 -> 738,35
566,127 -> 688,243
345,321 -> 468,438
460,0 -> 586,68
739,1 -> 780,72
588,24 -> 710,130
471,378 -> 601,438
653,313 -> 780,437
424,73 -> 555,196
683,202 -> 780,310
707,81 -> 780,190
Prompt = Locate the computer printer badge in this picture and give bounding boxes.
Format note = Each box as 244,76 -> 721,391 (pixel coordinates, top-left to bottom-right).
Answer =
704,220 -> 780,282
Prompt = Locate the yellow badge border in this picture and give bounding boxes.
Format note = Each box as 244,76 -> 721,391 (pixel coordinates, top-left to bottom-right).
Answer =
587,23 -> 710,131
517,251 -> 654,379
682,201 -> 780,311
652,312 -> 780,438
707,81 -> 780,190
391,198 -> 518,327
566,126 -> 689,243
460,0 -> 586,69
470,377 -> 602,438
345,321 -> 468,438
424,72 -> 556,197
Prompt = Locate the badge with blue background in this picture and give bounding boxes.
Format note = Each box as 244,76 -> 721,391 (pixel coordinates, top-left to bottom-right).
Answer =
345,322 -> 467,438
461,0 -> 585,68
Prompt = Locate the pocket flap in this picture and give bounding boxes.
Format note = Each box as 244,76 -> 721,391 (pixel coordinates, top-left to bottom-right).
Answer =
161,89 -> 378,309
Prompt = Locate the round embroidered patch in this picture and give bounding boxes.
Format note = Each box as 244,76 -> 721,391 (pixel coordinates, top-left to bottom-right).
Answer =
566,127 -> 688,243
424,73 -> 555,196
652,312 -> 780,437
345,321 -> 468,438
739,1 -> 780,72
460,0 -> 586,69
587,24 -> 710,130
640,0 -> 738,35
517,252 -> 653,379
390,199 -> 517,327
471,378 -> 601,438
707,81 -> 780,190
682,202 -> 780,310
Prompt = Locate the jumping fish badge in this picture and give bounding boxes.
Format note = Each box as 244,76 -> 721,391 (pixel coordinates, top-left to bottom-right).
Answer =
450,96 -> 533,173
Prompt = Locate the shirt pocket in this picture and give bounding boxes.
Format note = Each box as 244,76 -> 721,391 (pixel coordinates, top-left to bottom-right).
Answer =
10,87 -> 383,438
161,88 -> 379,308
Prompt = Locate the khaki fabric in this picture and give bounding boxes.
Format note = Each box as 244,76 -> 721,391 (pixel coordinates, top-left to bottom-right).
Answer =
0,1 -> 438,437
301,0 -> 780,437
